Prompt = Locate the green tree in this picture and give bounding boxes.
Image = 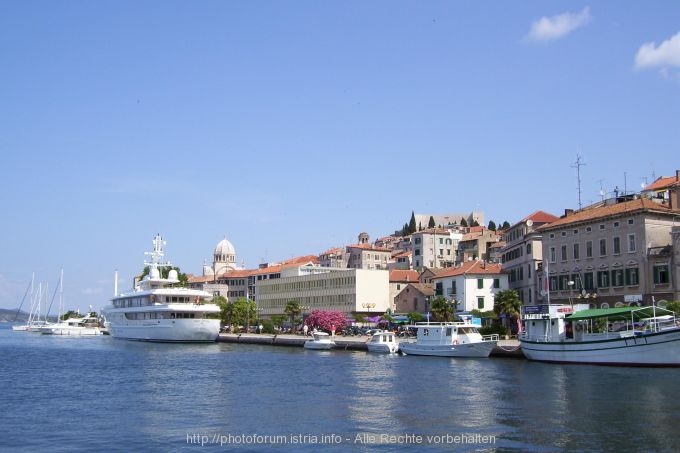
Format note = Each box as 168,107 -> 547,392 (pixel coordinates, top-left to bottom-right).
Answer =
428,216 -> 436,228
665,301 -> 680,315
493,289 -> 522,335
231,297 -> 256,332
460,217 -> 468,227
409,211 -> 417,234
60,310 -> 80,321
138,266 -> 188,286
430,296 -> 454,322
407,311 -> 425,323
213,296 -> 231,326
270,315 -> 287,331
502,221 -> 511,229
284,300 -> 302,333
488,220 -> 497,231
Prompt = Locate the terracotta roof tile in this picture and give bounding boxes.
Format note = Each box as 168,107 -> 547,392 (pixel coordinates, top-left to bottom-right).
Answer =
389,269 -> 419,282
538,198 -> 677,231
645,175 -> 678,191
433,260 -> 504,278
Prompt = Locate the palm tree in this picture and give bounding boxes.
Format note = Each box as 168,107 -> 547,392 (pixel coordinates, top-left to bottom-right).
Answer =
430,296 -> 454,322
493,289 -> 521,335
284,300 -> 301,333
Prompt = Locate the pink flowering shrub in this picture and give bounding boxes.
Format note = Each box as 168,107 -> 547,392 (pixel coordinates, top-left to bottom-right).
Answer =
304,310 -> 347,332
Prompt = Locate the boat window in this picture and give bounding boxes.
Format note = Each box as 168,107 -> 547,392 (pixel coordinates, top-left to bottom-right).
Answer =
446,327 -> 452,336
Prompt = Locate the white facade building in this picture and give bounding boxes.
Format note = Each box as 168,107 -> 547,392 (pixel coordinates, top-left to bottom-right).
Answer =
255,266 -> 390,317
431,261 -> 508,312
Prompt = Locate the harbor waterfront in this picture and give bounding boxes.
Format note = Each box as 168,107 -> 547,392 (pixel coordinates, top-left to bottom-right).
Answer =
2,326 -> 680,452
217,333 -> 525,358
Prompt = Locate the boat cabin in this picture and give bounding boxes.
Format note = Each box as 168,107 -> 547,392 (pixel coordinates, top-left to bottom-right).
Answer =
521,304 -> 590,342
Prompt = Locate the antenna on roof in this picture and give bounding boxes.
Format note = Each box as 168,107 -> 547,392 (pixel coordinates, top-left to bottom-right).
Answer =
571,154 -> 585,210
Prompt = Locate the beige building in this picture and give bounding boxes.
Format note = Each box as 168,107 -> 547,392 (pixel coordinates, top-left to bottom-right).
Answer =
346,233 -> 391,270
411,228 -> 462,270
389,269 -> 420,311
538,187 -> 680,307
457,226 -> 502,263
394,283 -> 434,314
255,266 -> 390,318
500,211 -> 559,305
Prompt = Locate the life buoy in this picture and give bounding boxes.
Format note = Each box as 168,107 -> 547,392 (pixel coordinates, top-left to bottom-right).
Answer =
453,339 -> 459,345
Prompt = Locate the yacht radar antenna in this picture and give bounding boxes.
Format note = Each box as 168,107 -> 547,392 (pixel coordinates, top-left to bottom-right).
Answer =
144,233 -> 171,268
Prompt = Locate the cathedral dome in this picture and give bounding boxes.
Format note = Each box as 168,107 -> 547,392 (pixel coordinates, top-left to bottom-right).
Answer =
214,237 -> 235,257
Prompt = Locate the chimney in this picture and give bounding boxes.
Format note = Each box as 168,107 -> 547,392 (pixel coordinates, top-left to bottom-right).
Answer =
563,208 -> 574,218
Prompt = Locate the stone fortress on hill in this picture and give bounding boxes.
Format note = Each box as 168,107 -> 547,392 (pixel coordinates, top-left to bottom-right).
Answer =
188,170 -> 680,320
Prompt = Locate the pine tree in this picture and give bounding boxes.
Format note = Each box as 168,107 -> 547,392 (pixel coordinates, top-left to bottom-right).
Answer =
460,217 -> 468,227
428,216 -> 436,228
488,220 -> 497,231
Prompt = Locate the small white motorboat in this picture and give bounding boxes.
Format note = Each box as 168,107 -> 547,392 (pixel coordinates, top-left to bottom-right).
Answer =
366,330 -> 399,354
304,331 -> 335,350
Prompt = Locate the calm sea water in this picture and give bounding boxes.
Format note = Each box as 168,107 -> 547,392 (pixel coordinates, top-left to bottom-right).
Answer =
1,325 -> 679,453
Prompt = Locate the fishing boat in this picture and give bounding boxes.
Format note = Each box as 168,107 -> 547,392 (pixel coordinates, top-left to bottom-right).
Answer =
366,330 -> 399,354
304,331 -> 335,350
102,234 -> 221,342
519,304 -> 680,366
399,321 -> 498,357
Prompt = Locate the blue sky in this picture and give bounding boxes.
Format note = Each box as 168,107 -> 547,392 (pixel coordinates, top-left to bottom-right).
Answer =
1,1 -> 679,312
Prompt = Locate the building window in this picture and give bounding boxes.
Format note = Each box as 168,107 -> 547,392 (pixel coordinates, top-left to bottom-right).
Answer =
599,224 -> 605,230
477,297 -> 485,310
628,219 -> 634,225
613,237 -> 621,255
628,234 -> 636,252
612,269 -> 624,287
584,272 -> 594,290
549,247 -> 556,263
573,243 -> 580,260
477,279 -> 484,289
561,245 -> 567,261
653,265 -> 670,284
599,239 -> 607,256
549,233 -> 555,239
625,267 -> 639,286
573,229 -> 579,234
527,243 -> 532,254
415,249 -> 421,256
561,231 -> 566,237
493,278 -> 500,289
597,271 -> 610,288
586,241 -> 593,258
586,227 -> 592,233
559,275 -> 569,290
614,221 -> 620,228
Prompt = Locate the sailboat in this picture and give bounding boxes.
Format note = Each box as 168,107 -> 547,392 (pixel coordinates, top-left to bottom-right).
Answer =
38,270 -> 103,336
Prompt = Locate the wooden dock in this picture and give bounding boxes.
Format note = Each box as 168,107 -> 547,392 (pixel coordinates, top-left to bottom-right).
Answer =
217,333 -> 525,358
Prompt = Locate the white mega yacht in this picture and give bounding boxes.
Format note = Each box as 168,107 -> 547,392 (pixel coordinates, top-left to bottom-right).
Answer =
103,234 -> 221,342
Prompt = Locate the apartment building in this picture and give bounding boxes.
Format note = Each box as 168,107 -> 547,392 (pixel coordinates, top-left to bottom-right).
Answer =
500,211 -> 559,305
411,228 -> 462,270
538,190 -> 680,307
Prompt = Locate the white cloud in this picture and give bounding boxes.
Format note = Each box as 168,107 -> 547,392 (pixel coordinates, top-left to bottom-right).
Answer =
526,7 -> 591,42
634,31 -> 680,70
